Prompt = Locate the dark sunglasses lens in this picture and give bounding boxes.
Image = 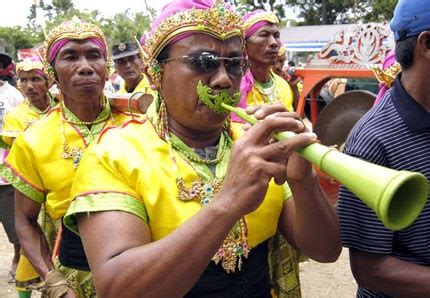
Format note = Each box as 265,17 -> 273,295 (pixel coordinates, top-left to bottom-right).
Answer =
226,58 -> 246,76
188,54 -> 220,73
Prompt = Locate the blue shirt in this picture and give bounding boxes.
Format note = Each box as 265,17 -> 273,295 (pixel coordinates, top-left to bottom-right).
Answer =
337,76 -> 430,297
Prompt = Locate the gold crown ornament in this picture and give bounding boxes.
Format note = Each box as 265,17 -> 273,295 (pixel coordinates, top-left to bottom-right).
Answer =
43,16 -> 111,81
143,0 -> 245,86
243,11 -> 279,32
278,46 -> 287,57
372,62 -> 402,87
16,60 -> 45,77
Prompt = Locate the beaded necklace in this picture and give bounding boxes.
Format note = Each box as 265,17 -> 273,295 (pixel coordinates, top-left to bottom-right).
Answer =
60,98 -> 113,169
252,72 -> 278,105
154,99 -> 249,273
25,96 -> 53,115
24,96 -> 54,127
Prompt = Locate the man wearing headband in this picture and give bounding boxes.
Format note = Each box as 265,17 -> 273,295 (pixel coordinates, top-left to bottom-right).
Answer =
2,59 -> 55,297
235,10 -> 297,121
65,1 -> 340,296
0,52 -> 24,288
0,17 -> 133,297
337,0 -> 430,296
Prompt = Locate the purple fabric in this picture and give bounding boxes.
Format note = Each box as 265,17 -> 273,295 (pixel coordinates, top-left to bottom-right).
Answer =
243,10 -> 275,38
245,21 -> 270,38
48,39 -> 70,63
231,69 -> 254,123
34,69 -> 46,77
48,38 -> 107,64
374,49 -> 397,106
150,0 -> 233,37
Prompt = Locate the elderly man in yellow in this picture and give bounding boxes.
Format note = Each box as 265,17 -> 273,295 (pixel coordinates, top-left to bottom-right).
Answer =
112,41 -> 156,113
0,17 -> 133,297
232,10 -> 297,124
63,0 -> 340,297
2,59 -> 56,146
2,59 -> 56,298
231,10 -> 305,297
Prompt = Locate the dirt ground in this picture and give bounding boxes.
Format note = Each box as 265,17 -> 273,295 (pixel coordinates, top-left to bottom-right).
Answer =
0,227 -> 356,297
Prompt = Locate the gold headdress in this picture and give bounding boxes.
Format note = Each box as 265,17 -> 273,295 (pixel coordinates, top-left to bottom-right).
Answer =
16,60 -> 45,77
372,62 -> 402,87
143,0 -> 245,85
278,46 -> 287,57
43,16 -> 110,82
243,11 -> 279,32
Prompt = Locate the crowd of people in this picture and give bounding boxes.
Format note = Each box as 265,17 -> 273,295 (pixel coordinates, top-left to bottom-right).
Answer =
0,0 -> 428,297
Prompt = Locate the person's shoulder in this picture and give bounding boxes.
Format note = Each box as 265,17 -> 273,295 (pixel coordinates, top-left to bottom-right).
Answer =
97,116 -> 149,145
5,101 -> 27,118
18,107 -> 60,142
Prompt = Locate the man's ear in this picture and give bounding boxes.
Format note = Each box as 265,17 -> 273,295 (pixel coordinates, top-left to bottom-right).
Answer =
143,64 -> 159,91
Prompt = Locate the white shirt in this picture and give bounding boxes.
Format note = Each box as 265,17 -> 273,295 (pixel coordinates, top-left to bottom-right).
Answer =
0,81 -> 24,185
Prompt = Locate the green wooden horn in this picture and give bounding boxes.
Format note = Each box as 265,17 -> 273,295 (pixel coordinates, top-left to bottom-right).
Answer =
198,83 -> 428,231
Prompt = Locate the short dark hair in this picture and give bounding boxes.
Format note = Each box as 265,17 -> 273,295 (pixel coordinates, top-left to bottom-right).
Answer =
395,35 -> 418,70
157,45 -> 170,62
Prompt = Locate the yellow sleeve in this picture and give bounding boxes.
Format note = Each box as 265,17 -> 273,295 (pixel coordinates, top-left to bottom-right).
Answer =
1,133 -> 45,203
275,75 -> 294,112
64,141 -> 147,234
2,111 -> 23,146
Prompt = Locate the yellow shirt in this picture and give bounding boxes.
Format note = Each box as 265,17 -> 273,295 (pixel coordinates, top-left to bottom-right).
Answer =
117,74 -> 156,97
0,105 -> 132,220
247,73 -> 294,112
2,99 -> 55,146
65,120 -> 292,249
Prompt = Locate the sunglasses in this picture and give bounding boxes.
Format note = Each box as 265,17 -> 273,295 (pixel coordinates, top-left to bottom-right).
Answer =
160,52 -> 248,76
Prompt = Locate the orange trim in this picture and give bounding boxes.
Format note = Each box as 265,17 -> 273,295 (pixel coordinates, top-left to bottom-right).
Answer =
97,117 -> 147,144
51,224 -> 62,263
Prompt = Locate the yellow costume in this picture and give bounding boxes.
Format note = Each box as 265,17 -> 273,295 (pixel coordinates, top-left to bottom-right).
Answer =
117,74 -> 155,96
243,10 -> 302,297
65,120 -> 291,250
1,103 -> 131,296
247,71 -> 294,112
2,99 -> 56,146
3,100 -> 56,292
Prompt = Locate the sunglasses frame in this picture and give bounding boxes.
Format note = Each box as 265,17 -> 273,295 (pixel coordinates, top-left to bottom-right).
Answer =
160,52 -> 249,76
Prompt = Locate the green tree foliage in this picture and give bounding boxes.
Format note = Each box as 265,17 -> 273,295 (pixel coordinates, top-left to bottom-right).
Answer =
232,0 -> 398,25
19,0 -> 153,53
0,27 -> 40,59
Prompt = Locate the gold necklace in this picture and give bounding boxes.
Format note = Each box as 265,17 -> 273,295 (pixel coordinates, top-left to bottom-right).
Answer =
252,73 -> 277,104
170,133 -> 228,165
59,100 -> 113,169
160,112 -> 249,272
60,97 -> 111,126
25,98 -> 52,115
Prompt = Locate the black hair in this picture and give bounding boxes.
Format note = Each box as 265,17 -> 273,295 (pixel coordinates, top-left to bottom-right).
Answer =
288,60 -> 295,67
157,45 -> 171,62
395,35 -> 418,71
0,75 -> 17,86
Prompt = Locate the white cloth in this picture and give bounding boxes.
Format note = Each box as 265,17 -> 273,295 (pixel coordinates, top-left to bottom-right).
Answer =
0,81 -> 24,185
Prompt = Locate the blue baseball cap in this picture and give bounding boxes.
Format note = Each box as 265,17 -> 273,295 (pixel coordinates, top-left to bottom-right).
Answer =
390,0 -> 430,41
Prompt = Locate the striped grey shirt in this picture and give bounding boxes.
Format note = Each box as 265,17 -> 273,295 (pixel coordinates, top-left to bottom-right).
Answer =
337,76 -> 430,297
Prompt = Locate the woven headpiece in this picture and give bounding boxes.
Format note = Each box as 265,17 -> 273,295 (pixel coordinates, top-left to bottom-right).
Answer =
278,46 -> 287,57
44,16 -> 108,62
42,16 -> 109,81
16,60 -> 45,77
144,0 -> 245,62
243,10 -> 279,34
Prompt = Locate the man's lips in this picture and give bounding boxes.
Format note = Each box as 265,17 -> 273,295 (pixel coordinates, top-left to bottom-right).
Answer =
75,81 -> 98,87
